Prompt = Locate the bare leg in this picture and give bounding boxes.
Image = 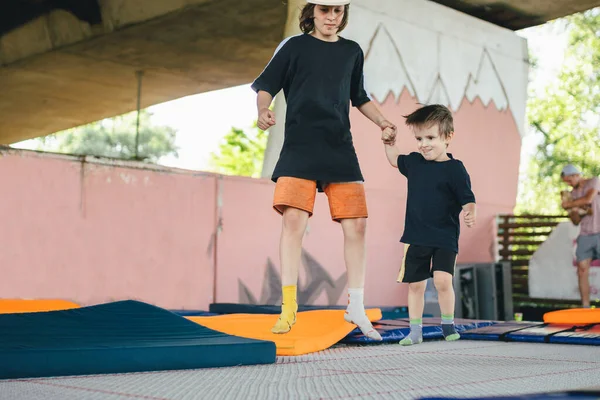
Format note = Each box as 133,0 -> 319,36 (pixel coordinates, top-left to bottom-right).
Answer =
577,259 -> 591,307
341,217 -> 367,288
272,207 -> 309,334
279,207 -> 309,286
407,280 -> 427,321
434,271 -> 460,341
340,217 -> 381,340
400,280 -> 427,345
433,271 -> 455,316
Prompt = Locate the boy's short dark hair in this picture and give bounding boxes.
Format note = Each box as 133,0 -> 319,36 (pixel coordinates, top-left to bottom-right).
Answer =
403,104 -> 454,139
299,4 -> 350,34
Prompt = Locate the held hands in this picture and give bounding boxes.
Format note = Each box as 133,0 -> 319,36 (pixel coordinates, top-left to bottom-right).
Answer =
380,120 -> 397,145
257,108 -> 276,131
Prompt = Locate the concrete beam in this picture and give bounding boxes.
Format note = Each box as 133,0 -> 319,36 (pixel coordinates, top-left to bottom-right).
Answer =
430,0 -> 600,30
1,0 -> 599,144
0,0 -> 286,144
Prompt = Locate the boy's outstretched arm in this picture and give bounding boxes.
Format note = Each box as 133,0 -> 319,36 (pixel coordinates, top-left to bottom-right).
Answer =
462,203 -> 477,228
384,143 -> 401,168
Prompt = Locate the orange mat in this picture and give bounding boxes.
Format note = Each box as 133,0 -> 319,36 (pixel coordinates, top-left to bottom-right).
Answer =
187,308 -> 382,356
543,307 -> 600,324
0,299 -> 80,314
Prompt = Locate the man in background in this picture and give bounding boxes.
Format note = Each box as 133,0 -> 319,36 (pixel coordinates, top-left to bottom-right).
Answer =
561,164 -> 600,307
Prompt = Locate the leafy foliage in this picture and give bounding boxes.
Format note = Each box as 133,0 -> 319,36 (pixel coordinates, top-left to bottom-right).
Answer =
34,110 -> 178,163
208,122 -> 268,178
517,10 -> 600,214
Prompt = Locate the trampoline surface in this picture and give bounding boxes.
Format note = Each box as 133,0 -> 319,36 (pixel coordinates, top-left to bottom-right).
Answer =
1,340 -> 599,400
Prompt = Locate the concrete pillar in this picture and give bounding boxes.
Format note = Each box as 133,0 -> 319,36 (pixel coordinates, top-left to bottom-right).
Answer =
261,0 -> 304,179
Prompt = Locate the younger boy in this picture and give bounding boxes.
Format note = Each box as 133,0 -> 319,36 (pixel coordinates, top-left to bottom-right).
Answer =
382,104 -> 476,345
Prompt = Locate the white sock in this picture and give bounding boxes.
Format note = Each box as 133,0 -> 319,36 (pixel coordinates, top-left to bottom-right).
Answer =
344,288 -> 382,341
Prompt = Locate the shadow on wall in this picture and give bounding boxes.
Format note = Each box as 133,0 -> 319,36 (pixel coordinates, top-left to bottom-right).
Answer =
238,249 -> 347,305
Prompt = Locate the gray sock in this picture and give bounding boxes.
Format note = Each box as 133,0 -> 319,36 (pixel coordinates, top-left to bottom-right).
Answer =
400,319 -> 423,346
441,313 -> 460,341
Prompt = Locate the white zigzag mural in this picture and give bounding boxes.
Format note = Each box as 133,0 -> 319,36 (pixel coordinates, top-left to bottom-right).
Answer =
343,0 -> 529,136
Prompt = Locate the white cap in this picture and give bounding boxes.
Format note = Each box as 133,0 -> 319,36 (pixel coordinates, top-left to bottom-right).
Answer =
561,164 -> 580,177
307,0 -> 351,5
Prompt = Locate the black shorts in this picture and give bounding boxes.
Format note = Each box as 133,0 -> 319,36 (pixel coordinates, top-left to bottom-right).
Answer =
397,244 -> 457,283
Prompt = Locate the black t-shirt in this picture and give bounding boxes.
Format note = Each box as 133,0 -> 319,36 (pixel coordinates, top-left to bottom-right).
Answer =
251,33 -> 372,189
397,152 -> 476,252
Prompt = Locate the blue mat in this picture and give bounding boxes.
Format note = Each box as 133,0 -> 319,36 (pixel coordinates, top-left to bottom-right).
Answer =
0,300 -> 276,379
549,324 -> 600,345
461,321 -> 600,345
341,318 -> 495,343
460,321 -> 545,341
420,390 -> 600,399
506,324 -> 580,343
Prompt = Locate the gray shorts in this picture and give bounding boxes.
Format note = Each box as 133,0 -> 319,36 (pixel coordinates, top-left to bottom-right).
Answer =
576,233 -> 600,262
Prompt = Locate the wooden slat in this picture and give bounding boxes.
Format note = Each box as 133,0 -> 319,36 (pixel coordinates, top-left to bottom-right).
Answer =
512,286 -> 528,295
511,268 -> 529,275
499,249 -> 536,257
497,214 -> 576,309
504,259 -> 529,266
502,215 -> 568,219
511,270 -> 528,277
498,222 -> 561,229
497,231 -> 553,237
500,240 -> 546,246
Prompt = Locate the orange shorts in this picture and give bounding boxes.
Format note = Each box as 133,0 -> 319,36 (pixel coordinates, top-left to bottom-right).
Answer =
273,177 -> 368,221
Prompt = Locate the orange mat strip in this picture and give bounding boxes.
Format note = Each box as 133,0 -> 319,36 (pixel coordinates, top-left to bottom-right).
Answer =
187,308 -> 382,356
0,299 -> 80,314
543,308 -> 600,324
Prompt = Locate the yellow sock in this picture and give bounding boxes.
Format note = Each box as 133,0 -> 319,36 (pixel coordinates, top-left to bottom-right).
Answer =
271,285 -> 298,334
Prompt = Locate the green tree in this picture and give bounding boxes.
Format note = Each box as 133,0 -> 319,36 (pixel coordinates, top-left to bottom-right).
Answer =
517,10 -> 600,214
208,122 -> 268,178
34,110 -> 178,163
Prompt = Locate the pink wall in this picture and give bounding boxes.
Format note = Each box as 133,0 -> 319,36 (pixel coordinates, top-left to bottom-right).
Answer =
0,151 -> 216,310
344,90 -> 522,305
0,94 -> 520,309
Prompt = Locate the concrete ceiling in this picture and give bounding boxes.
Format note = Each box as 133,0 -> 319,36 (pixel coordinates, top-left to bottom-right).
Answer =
0,0 -> 599,144
0,0 -> 285,144
431,0 -> 600,30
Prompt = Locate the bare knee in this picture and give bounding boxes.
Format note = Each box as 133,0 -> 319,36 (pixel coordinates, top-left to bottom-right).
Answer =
434,273 -> 453,293
341,217 -> 367,240
577,259 -> 591,275
408,281 -> 427,295
282,207 -> 309,236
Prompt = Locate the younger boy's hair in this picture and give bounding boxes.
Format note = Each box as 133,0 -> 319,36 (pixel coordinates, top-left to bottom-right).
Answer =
299,4 -> 350,34
403,104 -> 454,139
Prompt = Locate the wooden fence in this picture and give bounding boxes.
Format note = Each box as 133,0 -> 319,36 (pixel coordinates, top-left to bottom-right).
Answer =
497,214 -> 599,310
